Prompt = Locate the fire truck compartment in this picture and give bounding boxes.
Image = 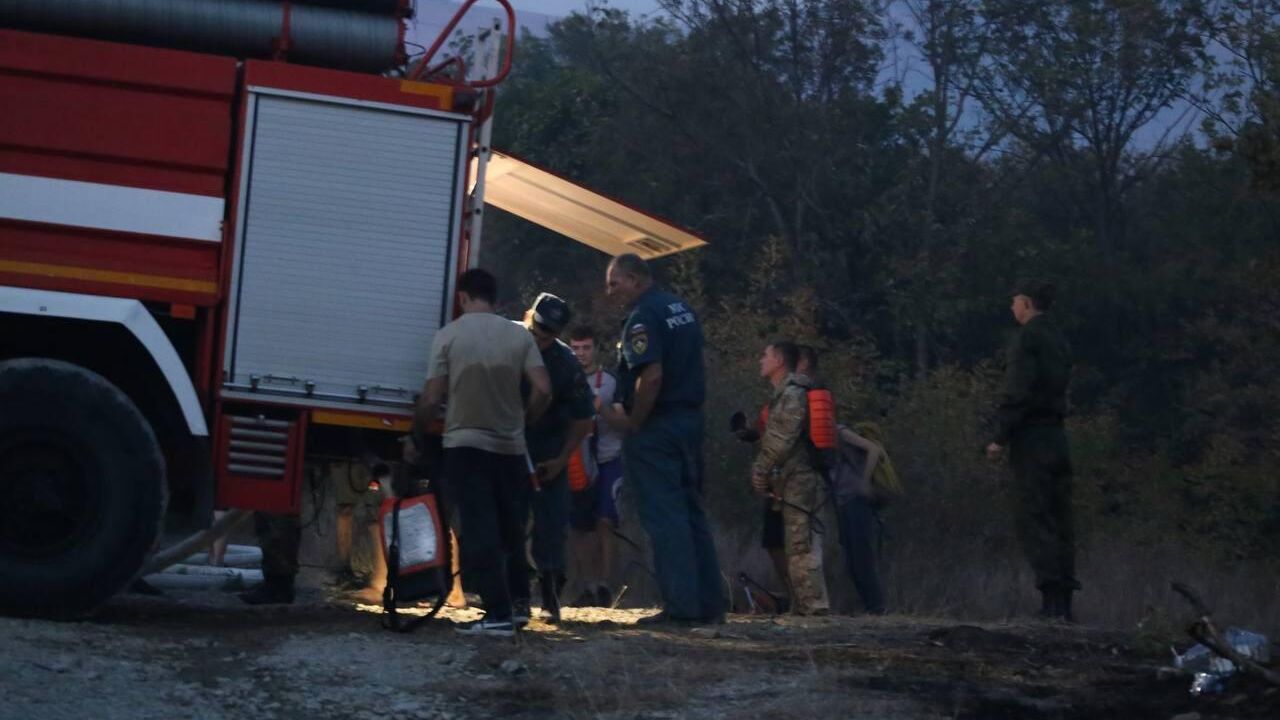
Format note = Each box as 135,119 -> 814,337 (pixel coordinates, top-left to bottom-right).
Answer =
222,88 -> 468,410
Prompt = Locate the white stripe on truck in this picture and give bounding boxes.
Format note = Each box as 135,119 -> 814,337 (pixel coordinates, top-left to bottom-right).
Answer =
0,172 -> 224,242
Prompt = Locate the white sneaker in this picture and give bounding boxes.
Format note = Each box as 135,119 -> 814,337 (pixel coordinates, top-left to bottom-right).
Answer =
454,617 -> 515,638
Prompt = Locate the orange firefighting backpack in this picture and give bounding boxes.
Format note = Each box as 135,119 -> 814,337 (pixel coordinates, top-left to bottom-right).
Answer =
567,447 -> 592,491
758,386 -> 839,463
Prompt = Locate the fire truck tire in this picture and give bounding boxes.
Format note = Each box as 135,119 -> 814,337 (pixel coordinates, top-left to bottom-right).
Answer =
0,358 -> 167,618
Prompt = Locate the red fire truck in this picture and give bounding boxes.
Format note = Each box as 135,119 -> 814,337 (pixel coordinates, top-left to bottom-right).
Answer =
0,0 -> 703,617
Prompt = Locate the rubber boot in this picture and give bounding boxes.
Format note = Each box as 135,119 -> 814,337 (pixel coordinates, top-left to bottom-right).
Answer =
1037,587 -> 1056,619
1058,588 -> 1076,623
539,573 -> 561,624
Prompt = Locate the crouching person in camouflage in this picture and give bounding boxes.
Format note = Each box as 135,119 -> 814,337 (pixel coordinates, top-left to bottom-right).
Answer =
750,340 -> 830,616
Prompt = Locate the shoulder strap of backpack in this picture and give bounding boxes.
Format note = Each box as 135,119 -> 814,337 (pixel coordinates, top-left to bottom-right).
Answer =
381,498 -> 404,631
380,498 -> 442,634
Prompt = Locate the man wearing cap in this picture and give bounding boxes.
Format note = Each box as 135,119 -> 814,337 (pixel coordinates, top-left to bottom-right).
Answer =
522,293 -> 595,624
985,279 -> 1078,621
599,254 -> 724,624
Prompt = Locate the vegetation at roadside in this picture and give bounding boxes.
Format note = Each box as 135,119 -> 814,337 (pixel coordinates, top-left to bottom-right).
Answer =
481,0 -> 1280,634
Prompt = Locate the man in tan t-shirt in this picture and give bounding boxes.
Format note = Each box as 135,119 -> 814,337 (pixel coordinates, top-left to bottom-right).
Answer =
414,268 -> 550,637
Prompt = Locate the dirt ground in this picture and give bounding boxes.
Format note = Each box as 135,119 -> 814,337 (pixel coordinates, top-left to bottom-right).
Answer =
3,572 -> 1277,720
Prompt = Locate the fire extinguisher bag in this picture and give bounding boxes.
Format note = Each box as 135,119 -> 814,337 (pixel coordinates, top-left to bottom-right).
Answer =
378,494 -> 447,602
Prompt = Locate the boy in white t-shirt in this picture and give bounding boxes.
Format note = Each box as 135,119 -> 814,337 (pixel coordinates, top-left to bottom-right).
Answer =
566,325 -> 626,607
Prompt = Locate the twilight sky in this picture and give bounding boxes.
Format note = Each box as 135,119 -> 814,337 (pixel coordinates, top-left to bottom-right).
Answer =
501,0 -> 663,16
407,1 -> 662,51
408,0 -> 1203,148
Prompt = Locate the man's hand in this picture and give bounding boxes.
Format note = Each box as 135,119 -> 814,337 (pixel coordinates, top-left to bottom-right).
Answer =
598,402 -> 634,434
751,471 -> 769,496
536,456 -> 568,481
400,436 -> 420,465
986,442 -> 1004,461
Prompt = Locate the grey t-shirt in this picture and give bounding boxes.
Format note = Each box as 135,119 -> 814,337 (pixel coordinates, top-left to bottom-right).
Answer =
427,312 -> 544,455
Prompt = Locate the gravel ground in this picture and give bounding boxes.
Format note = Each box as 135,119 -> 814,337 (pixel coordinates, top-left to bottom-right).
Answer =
3,570 -> 1273,720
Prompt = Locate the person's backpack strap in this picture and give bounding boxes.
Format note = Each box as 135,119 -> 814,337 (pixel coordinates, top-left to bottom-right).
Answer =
381,498 -> 404,630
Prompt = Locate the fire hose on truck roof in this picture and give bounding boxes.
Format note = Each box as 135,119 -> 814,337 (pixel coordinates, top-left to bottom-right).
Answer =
3,0 -> 411,73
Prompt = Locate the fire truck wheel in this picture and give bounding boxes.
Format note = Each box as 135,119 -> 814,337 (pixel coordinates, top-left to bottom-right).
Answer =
0,358 -> 167,618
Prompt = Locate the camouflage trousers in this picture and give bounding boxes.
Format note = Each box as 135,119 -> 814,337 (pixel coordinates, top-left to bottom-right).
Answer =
773,467 -> 830,615
254,512 -> 301,586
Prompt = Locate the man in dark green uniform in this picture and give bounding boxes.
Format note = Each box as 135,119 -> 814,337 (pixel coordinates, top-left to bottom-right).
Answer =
599,254 -> 724,624
522,293 -> 595,624
240,512 -> 301,604
986,279 -> 1078,621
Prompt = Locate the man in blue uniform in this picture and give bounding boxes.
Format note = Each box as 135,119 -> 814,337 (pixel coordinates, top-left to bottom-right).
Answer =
599,254 -> 724,624
522,293 -> 595,624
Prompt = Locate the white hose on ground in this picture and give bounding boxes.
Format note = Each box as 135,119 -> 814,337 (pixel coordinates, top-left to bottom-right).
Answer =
142,567 -> 264,591
182,544 -> 262,568
143,509 -> 252,575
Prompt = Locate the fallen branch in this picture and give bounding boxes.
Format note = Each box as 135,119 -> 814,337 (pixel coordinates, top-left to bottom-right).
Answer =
1170,581 -> 1212,617
1171,581 -> 1280,687
143,510 -> 252,575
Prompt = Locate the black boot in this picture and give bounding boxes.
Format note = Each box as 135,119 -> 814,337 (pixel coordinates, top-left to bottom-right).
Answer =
240,580 -> 295,605
539,573 -> 561,624
1038,586 -> 1056,619
1058,588 -> 1075,623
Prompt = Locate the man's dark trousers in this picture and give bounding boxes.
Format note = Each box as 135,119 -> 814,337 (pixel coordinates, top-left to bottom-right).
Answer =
1008,423 -> 1077,594
254,512 -> 301,589
444,447 -> 531,621
835,496 -> 885,614
623,409 -> 723,620
531,470 -> 570,577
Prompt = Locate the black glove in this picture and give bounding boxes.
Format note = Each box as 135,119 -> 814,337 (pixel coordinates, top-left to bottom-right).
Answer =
729,411 -> 760,443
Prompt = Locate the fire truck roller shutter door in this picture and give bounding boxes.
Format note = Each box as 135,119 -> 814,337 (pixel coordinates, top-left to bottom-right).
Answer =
0,288 -> 208,437
221,93 -> 467,407
0,358 -> 167,617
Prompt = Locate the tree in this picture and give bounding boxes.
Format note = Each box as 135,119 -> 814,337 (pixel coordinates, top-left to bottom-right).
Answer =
575,2 -> 895,291
885,0 -> 996,373
1197,0 -> 1280,192
973,0 -> 1208,263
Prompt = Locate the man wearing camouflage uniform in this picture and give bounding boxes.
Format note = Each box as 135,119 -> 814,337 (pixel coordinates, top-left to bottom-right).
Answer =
986,279 -> 1078,621
752,340 -> 830,616
242,512 -> 301,604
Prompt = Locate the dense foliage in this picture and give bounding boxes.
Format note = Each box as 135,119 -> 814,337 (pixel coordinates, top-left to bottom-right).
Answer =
480,0 -> 1280,626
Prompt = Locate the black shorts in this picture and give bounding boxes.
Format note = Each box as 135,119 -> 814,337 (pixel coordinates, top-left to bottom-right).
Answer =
761,500 -> 784,550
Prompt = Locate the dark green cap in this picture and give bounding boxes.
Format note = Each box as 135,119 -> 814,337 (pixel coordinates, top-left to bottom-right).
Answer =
1011,278 -> 1056,310
530,292 -> 571,334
